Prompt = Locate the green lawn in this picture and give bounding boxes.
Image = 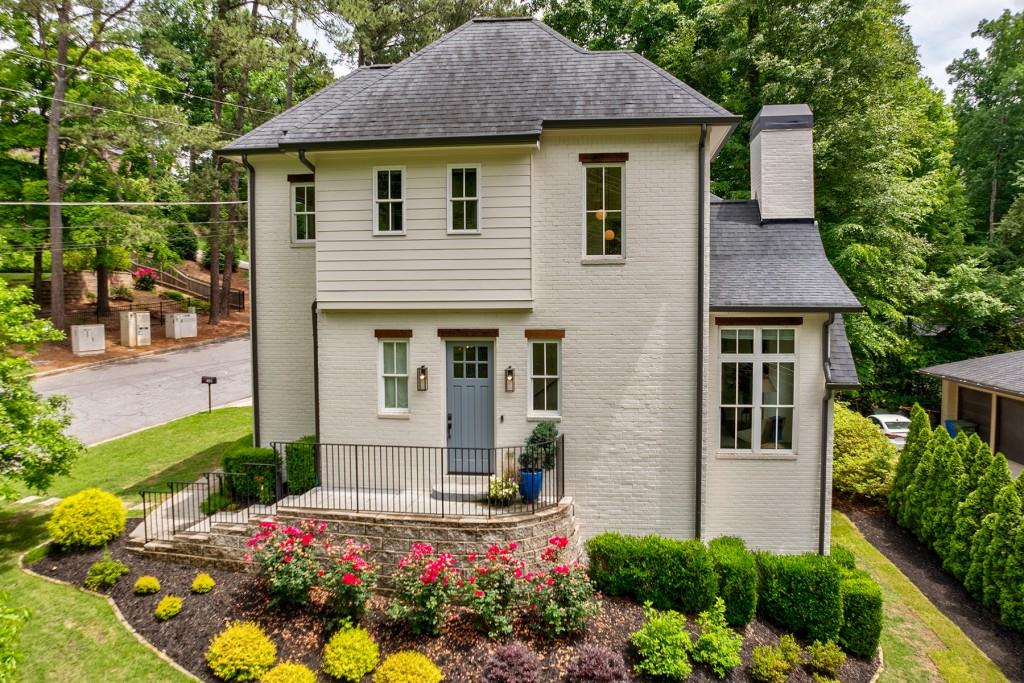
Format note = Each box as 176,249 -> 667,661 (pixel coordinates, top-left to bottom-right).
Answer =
0,407 -> 252,682
832,510 -> 1007,683
0,272 -> 49,286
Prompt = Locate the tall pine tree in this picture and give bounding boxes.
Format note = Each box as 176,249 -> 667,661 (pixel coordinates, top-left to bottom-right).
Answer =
890,404 -> 932,520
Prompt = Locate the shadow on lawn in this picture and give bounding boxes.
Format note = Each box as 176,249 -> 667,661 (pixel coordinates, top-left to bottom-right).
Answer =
117,436 -> 247,498
0,508 -> 49,561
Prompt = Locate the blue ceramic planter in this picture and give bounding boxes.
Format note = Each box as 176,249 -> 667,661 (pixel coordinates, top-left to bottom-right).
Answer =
519,469 -> 543,502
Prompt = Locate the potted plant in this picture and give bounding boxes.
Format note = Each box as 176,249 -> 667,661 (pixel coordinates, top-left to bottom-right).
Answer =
519,421 -> 559,502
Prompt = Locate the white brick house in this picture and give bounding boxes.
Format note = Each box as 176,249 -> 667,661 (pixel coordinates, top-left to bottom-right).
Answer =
220,18 -> 861,554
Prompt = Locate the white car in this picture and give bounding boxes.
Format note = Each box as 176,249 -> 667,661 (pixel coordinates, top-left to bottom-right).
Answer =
868,413 -> 911,449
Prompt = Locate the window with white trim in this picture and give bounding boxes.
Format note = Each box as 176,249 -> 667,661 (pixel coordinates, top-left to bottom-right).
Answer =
448,165 -> 479,232
379,340 -> 409,412
584,165 -> 623,256
292,183 -> 315,242
373,168 -> 404,234
529,340 -> 560,416
719,328 -> 796,452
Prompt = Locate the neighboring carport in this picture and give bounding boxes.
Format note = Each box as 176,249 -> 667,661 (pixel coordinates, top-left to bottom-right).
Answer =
919,350 -> 1024,473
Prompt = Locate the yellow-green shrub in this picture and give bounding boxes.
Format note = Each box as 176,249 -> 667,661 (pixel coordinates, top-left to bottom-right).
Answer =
322,627 -> 379,682
193,572 -> 216,594
155,595 -> 182,621
46,489 -> 126,548
134,576 -> 161,595
373,652 -> 442,683
259,662 -> 316,683
832,404 -> 897,501
206,621 -> 277,681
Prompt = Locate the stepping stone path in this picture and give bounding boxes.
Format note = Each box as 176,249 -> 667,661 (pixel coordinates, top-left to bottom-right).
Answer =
15,495 -> 40,505
40,497 -> 61,507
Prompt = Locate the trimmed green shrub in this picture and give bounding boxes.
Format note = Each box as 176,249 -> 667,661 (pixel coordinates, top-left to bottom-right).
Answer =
923,433 -> 967,556
749,642 -> 794,683
832,402 -> 897,501
629,604 -> 693,680
586,533 -> 717,613
154,595 -> 182,621
222,442 -> 279,504
47,489 -> 126,549
192,573 -> 216,594
133,575 -> 161,595
322,627 -> 379,682
206,621 -> 276,681
903,427 -> 948,543
807,640 -> 846,677
830,545 -> 856,571
692,597 -> 743,678
945,450 -> 1011,581
373,651 -> 443,683
1001,524 -> 1024,630
757,553 -> 842,643
708,536 -> 757,627
838,571 -> 883,658
967,482 -> 1021,609
84,551 -> 129,591
888,404 -> 931,521
259,662 -> 316,683
285,436 -> 318,495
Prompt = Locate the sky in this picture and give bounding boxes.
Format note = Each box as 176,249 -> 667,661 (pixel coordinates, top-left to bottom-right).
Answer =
904,0 -> 1024,97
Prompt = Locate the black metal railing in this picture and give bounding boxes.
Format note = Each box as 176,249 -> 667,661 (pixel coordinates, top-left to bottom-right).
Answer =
138,464 -> 280,543
269,436 -> 566,518
64,299 -> 189,329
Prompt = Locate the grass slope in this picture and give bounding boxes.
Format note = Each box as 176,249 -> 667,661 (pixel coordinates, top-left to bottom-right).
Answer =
0,407 -> 253,682
832,510 -> 1007,683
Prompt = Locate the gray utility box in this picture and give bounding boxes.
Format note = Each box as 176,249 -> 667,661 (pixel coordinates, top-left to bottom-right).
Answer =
120,310 -> 151,347
70,324 -> 106,356
165,312 -> 198,339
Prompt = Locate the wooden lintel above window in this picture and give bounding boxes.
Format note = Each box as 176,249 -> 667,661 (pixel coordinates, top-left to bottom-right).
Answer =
287,173 -> 315,183
714,316 -> 803,327
525,329 -> 565,339
374,329 -> 412,338
437,328 -> 499,338
579,152 -> 629,164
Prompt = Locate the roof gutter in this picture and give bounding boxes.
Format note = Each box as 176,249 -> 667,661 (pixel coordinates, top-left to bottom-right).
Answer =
819,312 -> 836,554
241,153 -> 261,446
696,123 -> 708,540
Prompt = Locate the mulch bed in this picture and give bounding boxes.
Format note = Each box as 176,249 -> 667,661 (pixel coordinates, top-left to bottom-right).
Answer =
836,498 -> 1024,682
30,521 -> 879,682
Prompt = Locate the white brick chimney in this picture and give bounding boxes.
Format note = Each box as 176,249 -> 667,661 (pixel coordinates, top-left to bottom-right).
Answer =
749,104 -> 815,222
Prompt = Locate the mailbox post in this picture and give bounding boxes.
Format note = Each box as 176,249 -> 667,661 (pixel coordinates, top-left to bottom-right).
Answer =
201,376 -> 217,413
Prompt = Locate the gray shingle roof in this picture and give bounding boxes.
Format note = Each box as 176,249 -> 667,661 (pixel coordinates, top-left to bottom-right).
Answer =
827,315 -> 860,388
222,18 -> 736,152
709,200 -> 862,312
919,351 -> 1024,399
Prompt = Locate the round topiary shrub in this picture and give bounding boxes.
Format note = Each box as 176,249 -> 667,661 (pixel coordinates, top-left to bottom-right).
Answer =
322,627 -> 379,682
193,572 -> 216,594
154,595 -> 182,621
566,644 -> 629,683
482,643 -> 541,683
133,576 -> 161,595
373,651 -> 442,683
206,621 -> 277,681
259,662 -> 317,683
47,489 -> 126,549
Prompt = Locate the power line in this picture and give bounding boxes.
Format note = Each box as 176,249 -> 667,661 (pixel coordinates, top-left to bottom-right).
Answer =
0,85 -> 243,138
8,49 -> 277,115
2,219 -> 248,230
0,200 -> 246,206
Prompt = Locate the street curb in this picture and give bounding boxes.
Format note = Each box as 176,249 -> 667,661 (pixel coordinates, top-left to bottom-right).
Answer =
33,332 -> 250,379
19,541 -> 202,682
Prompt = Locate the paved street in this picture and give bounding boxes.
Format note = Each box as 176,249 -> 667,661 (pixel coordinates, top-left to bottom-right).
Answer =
35,337 -> 252,445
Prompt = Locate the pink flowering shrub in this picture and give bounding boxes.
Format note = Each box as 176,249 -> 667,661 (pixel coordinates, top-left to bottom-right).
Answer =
386,543 -> 460,635
246,519 -> 375,613
461,543 -> 527,638
132,267 -> 157,291
525,536 -> 598,637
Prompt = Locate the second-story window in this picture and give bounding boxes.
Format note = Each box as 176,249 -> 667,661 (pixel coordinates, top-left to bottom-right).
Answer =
292,183 -> 315,242
373,167 -> 405,234
584,165 -> 623,257
448,165 -> 480,232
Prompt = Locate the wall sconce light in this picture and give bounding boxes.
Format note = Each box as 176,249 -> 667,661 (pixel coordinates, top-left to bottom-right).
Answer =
505,366 -> 515,392
417,365 -> 428,391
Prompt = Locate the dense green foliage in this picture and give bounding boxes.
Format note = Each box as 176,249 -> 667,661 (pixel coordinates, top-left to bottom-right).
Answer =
707,536 -> 757,628
0,592 -> 29,682
749,637 -> 798,683
585,533 -> 717,613
807,640 -> 846,678
691,597 -> 743,678
629,604 -> 694,680
46,488 -> 126,549
84,551 -> 129,591
888,405 -> 932,521
222,442 -> 279,504
321,627 -> 379,682
756,553 -> 843,644
205,621 -> 277,682
890,412 -> 1024,632
839,571 -> 884,657
832,403 -> 897,500
284,436 -> 318,496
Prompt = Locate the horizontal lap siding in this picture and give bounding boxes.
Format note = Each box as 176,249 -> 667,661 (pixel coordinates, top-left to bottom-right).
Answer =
250,155 -> 317,445
313,149 -> 532,306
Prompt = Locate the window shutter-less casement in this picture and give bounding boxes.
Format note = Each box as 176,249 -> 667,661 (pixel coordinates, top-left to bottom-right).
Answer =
448,165 -> 480,233
290,178 -> 315,243
373,167 -> 405,234
580,153 -> 627,258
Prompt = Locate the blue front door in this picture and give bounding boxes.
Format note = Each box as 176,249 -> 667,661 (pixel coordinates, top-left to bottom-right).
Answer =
446,342 -> 494,473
